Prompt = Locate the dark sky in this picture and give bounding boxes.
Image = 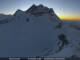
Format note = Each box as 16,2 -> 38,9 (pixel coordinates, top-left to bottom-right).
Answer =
0,0 -> 80,20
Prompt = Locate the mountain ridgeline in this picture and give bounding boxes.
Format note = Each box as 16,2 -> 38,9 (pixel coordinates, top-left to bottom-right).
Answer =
0,4 -> 76,57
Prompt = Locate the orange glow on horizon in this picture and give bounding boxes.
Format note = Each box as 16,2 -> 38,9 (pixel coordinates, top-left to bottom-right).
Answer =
59,15 -> 80,20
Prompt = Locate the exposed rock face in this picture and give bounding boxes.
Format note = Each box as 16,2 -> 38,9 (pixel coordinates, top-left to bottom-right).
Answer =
57,34 -> 69,52
26,4 -> 58,18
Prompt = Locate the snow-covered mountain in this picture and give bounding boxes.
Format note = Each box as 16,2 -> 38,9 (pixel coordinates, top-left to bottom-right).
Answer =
0,4 -> 80,58
0,14 -> 13,20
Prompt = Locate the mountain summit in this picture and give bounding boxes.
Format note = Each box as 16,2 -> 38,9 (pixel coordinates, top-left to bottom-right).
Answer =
26,4 -> 60,20
26,4 -> 54,14
0,4 -> 77,57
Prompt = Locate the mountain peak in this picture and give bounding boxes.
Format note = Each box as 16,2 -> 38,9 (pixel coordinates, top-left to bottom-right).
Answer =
13,9 -> 26,17
26,4 -> 55,16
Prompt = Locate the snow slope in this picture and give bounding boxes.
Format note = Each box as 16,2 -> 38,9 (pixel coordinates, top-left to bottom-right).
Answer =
0,4 -> 79,58
0,14 -> 13,21
48,20 -> 80,58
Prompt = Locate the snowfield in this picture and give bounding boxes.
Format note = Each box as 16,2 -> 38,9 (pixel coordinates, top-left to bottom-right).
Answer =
0,4 -> 80,58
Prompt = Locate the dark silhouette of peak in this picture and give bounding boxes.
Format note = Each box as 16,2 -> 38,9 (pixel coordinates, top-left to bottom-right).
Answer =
38,4 -> 44,7
26,4 -> 55,17
14,9 -> 24,16
26,4 -> 37,13
15,9 -> 23,13
31,4 -> 36,7
26,4 -> 52,12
